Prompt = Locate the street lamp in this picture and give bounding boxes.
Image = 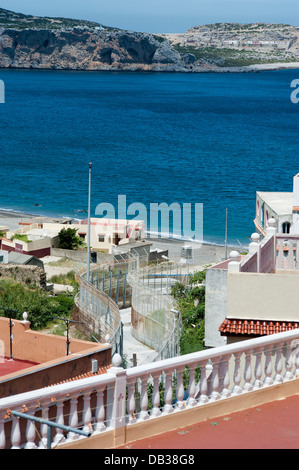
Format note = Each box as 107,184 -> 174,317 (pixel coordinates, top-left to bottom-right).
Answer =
87,162 -> 92,283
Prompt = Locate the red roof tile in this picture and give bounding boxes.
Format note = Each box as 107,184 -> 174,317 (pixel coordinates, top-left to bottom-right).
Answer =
219,318 -> 299,336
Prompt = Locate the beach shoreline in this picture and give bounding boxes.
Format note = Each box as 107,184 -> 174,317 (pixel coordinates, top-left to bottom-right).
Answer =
0,209 -> 246,264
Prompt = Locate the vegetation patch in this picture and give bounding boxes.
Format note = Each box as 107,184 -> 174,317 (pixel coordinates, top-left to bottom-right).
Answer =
171,269 -> 206,355
0,280 -> 75,330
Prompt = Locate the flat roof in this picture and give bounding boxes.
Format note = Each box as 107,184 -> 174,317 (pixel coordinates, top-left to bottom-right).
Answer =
0,357 -> 39,378
256,191 -> 293,215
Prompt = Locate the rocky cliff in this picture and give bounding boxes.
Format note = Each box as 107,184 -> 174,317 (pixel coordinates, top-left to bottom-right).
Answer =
1,8 -> 299,72
0,8 -> 201,72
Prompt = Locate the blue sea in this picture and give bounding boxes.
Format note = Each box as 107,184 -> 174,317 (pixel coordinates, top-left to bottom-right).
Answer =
0,68 -> 299,246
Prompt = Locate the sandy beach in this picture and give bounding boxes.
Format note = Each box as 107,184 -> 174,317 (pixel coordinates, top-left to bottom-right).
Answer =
0,210 -> 39,232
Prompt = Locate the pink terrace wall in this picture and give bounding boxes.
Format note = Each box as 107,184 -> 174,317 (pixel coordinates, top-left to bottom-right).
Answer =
0,317 -> 111,396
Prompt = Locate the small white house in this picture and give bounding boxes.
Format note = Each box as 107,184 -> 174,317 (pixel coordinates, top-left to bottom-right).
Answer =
0,250 -> 8,264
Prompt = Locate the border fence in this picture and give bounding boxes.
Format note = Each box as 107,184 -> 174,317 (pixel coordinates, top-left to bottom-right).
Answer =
74,247 -> 199,362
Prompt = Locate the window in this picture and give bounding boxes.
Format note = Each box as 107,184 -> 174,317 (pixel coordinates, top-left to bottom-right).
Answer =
282,222 -> 291,234
98,234 -> 105,242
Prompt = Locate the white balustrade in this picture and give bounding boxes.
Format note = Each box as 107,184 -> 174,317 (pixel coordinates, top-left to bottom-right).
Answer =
0,329 -> 299,448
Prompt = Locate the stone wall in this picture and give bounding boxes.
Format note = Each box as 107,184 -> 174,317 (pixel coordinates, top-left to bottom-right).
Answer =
0,264 -> 46,289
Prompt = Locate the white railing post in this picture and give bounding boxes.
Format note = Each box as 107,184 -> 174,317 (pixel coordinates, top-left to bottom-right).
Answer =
228,251 -> 241,272
106,354 -> 127,429
266,218 -> 277,271
249,233 -> 261,272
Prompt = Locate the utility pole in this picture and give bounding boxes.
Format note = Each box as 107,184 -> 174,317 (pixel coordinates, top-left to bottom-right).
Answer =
225,207 -> 228,260
87,162 -> 92,283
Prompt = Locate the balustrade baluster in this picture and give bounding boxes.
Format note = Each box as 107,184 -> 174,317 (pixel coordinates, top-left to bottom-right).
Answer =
244,350 -> 253,391
163,371 -> 174,413
95,387 -> 107,432
151,373 -> 161,417
187,365 -> 197,407
294,340 -> 299,378
220,355 -> 231,398
253,347 -> 263,389
232,352 -> 243,394
139,376 -> 149,420
82,392 -> 92,435
11,415 -> 21,449
210,360 -> 221,400
127,379 -> 137,423
274,342 -> 284,384
175,367 -> 185,410
284,341 -> 294,381
198,360 -> 209,404
24,406 -> 37,449
38,402 -> 50,449
264,345 -> 274,386
66,394 -> 79,442
52,400 -> 65,447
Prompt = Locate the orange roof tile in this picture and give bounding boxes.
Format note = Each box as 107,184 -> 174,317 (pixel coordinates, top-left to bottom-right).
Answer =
46,365 -> 111,388
219,319 -> 299,336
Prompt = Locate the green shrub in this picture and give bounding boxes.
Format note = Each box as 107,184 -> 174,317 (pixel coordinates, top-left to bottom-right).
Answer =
58,227 -> 85,250
0,280 -> 75,330
171,269 -> 206,355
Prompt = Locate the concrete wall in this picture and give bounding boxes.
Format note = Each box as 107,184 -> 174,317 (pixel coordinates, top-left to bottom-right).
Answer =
227,271 -> 299,321
0,317 -> 111,396
204,267 -> 228,348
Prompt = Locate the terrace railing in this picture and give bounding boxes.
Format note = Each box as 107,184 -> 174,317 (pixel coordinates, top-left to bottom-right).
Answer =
1,328 -> 299,449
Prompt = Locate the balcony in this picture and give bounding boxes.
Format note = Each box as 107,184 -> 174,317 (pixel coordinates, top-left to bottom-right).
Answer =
1,327 -> 299,449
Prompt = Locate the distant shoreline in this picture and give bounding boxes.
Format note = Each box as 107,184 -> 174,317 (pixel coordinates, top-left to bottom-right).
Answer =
0,208 -> 246,252
1,62 -> 299,74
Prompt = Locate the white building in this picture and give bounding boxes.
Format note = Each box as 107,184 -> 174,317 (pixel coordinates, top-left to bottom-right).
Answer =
255,173 -> 299,235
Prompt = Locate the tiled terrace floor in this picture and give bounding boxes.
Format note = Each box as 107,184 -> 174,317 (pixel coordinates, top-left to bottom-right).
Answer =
118,394 -> 299,449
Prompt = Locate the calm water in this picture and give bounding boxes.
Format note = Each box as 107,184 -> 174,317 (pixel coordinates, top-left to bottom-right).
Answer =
0,68 -> 299,245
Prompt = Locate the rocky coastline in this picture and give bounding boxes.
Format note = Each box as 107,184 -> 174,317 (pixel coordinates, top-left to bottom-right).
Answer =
1,8 -> 299,73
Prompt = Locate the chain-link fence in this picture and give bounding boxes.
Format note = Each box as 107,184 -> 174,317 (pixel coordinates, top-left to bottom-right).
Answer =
75,246 -> 203,361
74,254 -> 136,356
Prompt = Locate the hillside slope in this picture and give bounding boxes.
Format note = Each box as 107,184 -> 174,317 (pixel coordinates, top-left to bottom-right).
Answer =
0,10 -> 299,72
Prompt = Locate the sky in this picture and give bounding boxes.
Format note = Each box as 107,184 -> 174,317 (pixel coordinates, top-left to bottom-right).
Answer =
0,0 -> 299,33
